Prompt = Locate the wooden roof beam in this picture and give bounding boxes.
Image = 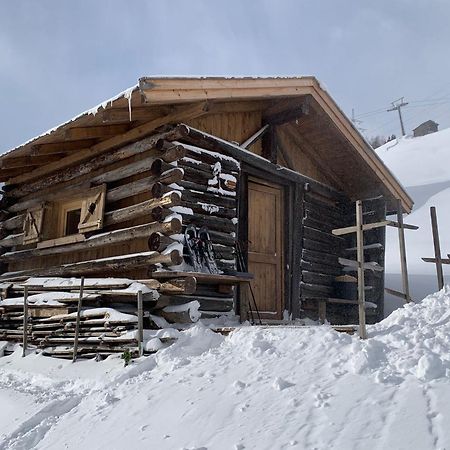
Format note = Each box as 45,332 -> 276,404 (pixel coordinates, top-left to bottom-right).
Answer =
263,97 -> 310,126
31,139 -> 98,156
102,106 -> 174,123
64,124 -> 131,140
0,154 -> 66,169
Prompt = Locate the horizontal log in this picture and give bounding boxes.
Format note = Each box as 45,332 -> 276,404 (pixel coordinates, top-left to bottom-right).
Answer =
0,249 -> 183,280
300,260 -> 341,276
180,212 -> 236,233
104,192 -> 181,227
0,214 -> 24,232
178,180 -> 235,197
156,294 -> 233,312
302,237 -> 338,256
302,248 -> 339,268
302,271 -> 335,286
6,128 -> 187,199
300,282 -> 334,297
180,200 -> 236,220
0,219 -> 181,262
139,276 -> 197,295
91,157 -> 162,185
0,233 -> 23,248
106,168 -> 184,204
303,226 -> 344,247
148,232 -> 176,252
179,189 -> 236,210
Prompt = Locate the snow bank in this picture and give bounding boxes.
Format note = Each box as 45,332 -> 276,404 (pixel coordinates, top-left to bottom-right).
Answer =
376,128 -> 450,187
1,293 -> 450,449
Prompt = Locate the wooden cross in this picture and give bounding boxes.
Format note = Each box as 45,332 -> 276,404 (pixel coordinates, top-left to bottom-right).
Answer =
333,199 -> 418,339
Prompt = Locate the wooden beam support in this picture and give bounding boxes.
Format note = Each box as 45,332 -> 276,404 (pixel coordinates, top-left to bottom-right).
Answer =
431,206 -> 444,290
31,139 -> 98,156
0,154 -> 65,170
355,200 -> 367,339
64,124 -> 131,140
240,124 -> 270,149
396,199 -> 411,302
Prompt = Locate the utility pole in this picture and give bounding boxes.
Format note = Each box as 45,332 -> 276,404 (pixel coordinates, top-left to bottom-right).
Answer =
351,108 -> 366,133
387,97 -> 408,136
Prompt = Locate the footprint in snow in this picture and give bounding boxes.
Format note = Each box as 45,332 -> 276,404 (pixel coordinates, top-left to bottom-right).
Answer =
233,380 -> 247,392
273,377 -> 295,391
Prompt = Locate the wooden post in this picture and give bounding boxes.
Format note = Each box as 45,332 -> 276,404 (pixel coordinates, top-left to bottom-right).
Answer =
22,285 -> 28,357
137,290 -> 144,357
396,199 -> 411,302
430,207 -> 444,290
356,200 -> 367,339
72,277 -> 85,363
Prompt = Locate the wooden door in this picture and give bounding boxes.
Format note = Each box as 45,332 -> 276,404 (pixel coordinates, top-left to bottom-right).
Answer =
247,178 -> 284,319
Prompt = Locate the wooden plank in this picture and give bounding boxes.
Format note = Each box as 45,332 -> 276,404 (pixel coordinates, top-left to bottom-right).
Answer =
339,257 -> 384,272
384,287 -> 408,300
72,277 -> 84,363
151,271 -> 253,284
64,124 -> 131,140
22,285 -> 28,357
31,139 -> 98,155
0,154 -> 66,169
240,124 -> 269,149
396,199 -> 411,302
430,206 -> 444,290
422,257 -> 450,264
332,220 -> 390,236
355,200 -> 367,339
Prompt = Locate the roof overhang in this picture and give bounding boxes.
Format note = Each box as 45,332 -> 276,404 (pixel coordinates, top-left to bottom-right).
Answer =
0,76 -> 413,212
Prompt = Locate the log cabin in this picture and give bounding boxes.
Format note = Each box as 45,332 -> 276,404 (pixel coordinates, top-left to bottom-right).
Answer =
0,76 -> 413,325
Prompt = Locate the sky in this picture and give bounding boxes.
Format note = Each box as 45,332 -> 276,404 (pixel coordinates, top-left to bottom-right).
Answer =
1,0 -> 450,153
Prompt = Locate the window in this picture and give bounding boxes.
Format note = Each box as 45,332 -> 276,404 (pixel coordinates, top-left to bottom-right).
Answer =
64,208 -> 82,236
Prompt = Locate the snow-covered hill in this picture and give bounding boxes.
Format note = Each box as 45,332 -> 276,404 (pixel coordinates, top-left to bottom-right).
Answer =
1,289 -> 450,449
376,128 -> 450,311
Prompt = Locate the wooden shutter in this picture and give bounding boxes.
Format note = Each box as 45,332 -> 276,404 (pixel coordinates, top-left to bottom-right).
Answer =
23,206 -> 45,245
78,185 -> 106,233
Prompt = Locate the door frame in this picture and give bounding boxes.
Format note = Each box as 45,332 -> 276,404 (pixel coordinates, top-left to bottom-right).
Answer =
237,163 -> 303,320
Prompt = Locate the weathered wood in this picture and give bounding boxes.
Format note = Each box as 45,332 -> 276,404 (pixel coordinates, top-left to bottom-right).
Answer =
0,233 -> 23,248
181,124 -> 344,201
0,250 -> 182,280
339,257 -> 383,272
72,277 -> 84,362
241,124 -> 270,149
0,214 -> 24,232
139,277 -> 197,295
151,271 -> 252,284
6,125 -> 189,198
396,199 -> 411,302
178,189 -> 236,210
1,154 -> 66,170
355,200 -> 367,340
179,212 -> 236,233
148,232 -> 175,252
22,285 -> 28,356
1,219 -> 181,262
64,124 -> 131,141
430,206 -> 444,290
137,290 -> 144,356
104,192 -> 181,227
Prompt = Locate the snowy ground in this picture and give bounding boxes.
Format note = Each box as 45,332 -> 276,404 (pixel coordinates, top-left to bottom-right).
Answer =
376,128 -> 450,309
1,289 -> 450,450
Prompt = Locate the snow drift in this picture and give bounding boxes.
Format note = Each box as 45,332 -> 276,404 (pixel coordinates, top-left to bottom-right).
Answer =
0,289 -> 450,449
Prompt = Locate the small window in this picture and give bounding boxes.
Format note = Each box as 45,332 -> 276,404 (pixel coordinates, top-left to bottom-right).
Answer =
65,208 -> 81,236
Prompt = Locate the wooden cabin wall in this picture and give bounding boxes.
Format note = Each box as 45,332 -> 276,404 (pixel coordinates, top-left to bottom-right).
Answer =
0,126 -> 239,285
188,111 -> 263,155
276,128 -> 334,187
300,188 -> 387,324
